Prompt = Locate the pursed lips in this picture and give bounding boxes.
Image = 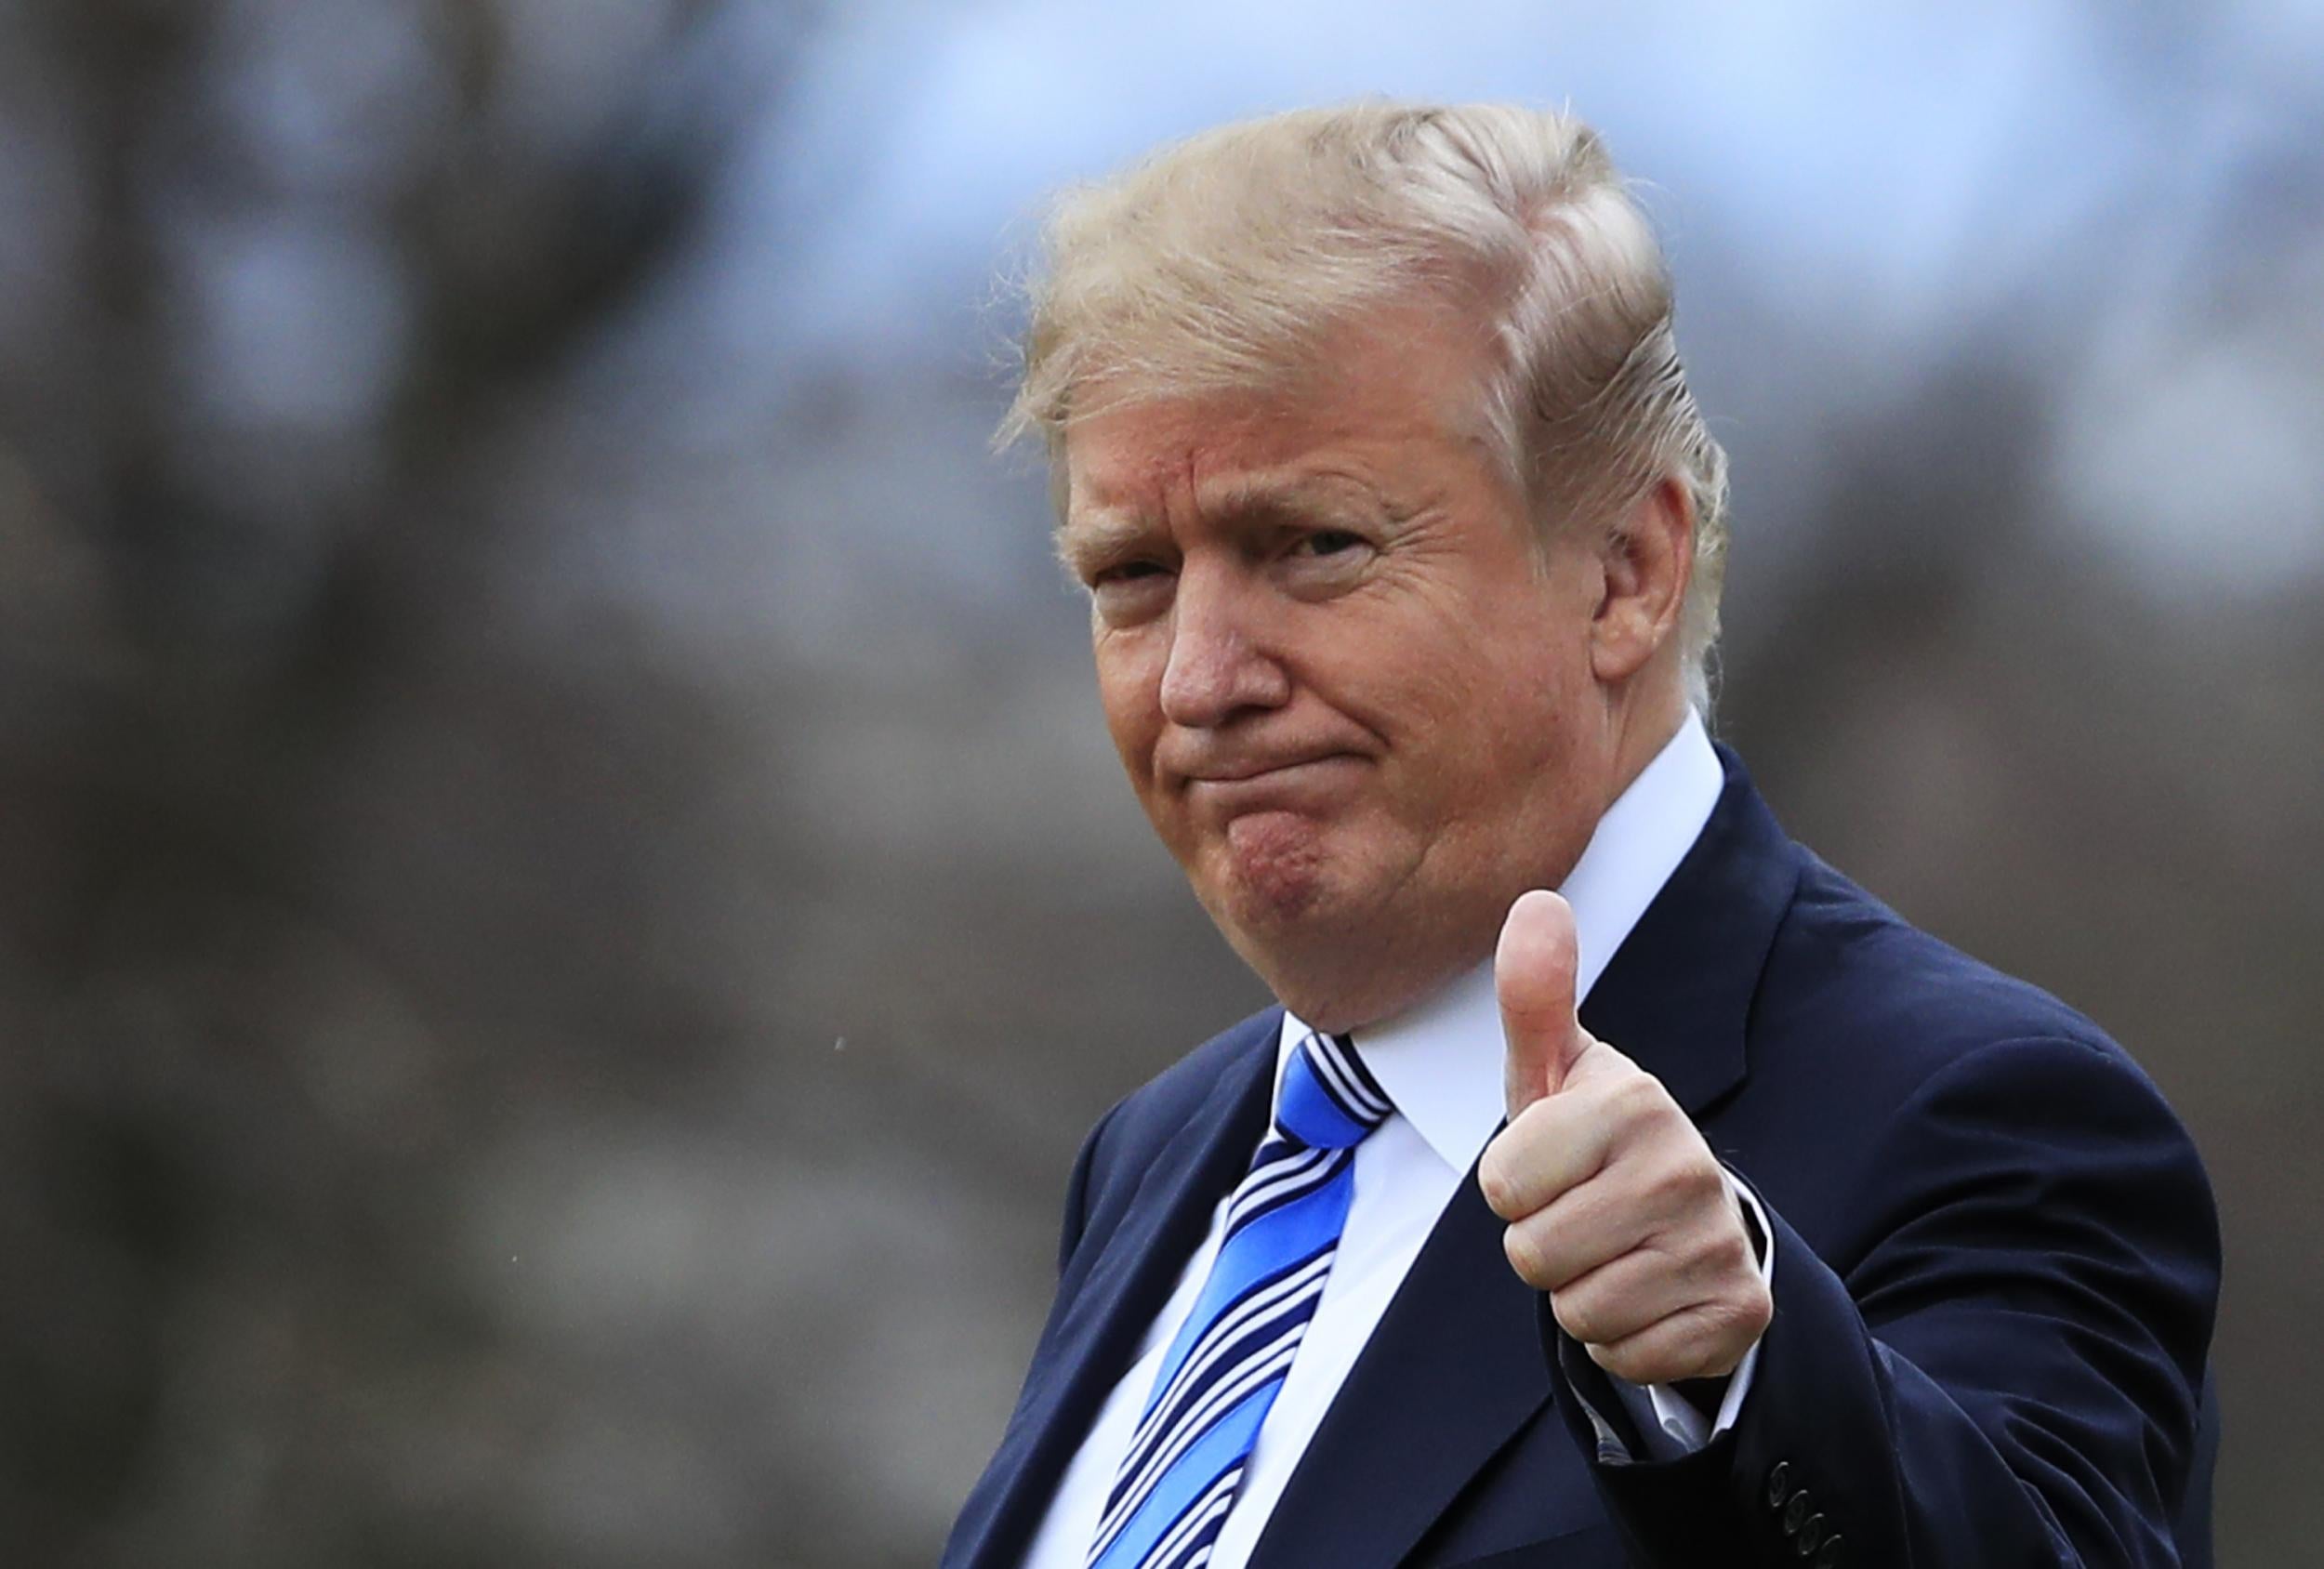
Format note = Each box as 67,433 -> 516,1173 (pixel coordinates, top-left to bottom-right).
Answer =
1173,753 -> 1365,810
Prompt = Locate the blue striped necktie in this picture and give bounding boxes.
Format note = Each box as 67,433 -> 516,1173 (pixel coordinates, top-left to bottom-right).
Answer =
1086,1030 -> 1393,1569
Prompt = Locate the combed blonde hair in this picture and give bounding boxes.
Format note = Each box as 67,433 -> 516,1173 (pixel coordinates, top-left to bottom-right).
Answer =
999,101 -> 1732,710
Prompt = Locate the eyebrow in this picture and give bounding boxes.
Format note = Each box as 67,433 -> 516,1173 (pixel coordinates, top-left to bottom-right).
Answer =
1208,470 -> 1381,521
1054,508 -> 1155,574
1058,470 -> 1384,554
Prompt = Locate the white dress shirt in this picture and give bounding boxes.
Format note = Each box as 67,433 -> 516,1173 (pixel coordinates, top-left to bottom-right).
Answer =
1022,712 -> 1771,1569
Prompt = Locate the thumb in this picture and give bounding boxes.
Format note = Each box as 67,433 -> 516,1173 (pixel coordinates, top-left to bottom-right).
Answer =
1499,889 -> 1589,1118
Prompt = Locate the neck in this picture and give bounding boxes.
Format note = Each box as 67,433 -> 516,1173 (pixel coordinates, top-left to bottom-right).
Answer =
1603,680 -> 1690,812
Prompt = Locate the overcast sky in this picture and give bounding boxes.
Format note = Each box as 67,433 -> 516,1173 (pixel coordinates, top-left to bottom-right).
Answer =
633,0 -> 2319,592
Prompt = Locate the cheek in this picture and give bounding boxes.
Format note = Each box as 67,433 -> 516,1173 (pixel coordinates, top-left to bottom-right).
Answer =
1402,628 -> 1583,802
1341,606 -> 1560,757
1093,643 -> 1164,779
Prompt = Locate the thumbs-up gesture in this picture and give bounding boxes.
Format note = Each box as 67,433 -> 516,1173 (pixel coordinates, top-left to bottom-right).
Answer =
1477,890 -> 1772,1385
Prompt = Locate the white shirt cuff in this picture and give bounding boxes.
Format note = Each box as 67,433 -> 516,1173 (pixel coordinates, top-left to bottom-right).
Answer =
1610,1169 -> 1775,1457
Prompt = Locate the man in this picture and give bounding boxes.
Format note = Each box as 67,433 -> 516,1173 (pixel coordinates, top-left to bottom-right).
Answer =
944,102 -> 2218,1569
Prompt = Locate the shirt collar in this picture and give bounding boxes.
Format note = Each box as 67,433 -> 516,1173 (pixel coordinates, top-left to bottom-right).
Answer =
1277,709 -> 1724,1172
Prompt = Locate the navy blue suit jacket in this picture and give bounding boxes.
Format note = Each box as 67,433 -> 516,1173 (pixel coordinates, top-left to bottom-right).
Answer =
944,748 -> 2220,1567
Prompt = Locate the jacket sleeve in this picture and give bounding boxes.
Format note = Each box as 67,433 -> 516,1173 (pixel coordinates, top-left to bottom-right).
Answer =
1549,1033 -> 2221,1568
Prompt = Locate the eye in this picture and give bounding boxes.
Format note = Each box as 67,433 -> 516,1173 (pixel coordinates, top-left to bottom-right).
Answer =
1293,529 -> 1366,558
1086,557 -> 1175,627
1092,559 -> 1169,586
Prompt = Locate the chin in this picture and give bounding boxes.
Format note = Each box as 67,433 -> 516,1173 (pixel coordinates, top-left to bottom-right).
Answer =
1217,812 -> 1333,922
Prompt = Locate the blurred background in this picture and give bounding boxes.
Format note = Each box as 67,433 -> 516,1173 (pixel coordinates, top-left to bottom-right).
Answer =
0,0 -> 2317,1564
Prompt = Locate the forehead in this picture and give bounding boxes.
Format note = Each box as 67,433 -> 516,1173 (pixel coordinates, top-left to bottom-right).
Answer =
1064,395 -> 1340,508
1058,310 -> 1497,528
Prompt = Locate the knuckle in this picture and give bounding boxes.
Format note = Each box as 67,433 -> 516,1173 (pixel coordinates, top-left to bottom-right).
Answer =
1512,1096 -> 1558,1137
1636,1161 -> 1715,1228
1602,1068 -> 1648,1111
1641,1154 -> 1698,1208
1516,1098 -> 1572,1155
1696,1231 -> 1750,1284
1612,1072 -> 1669,1128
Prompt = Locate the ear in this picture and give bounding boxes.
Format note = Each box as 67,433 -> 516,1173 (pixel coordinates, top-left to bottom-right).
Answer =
1589,476 -> 1694,684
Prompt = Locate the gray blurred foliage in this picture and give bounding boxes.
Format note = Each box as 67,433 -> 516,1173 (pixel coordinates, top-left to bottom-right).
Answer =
0,3 -> 2319,1568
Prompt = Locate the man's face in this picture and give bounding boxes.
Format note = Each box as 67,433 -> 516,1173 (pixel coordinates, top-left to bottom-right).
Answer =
1059,315 -> 1622,1029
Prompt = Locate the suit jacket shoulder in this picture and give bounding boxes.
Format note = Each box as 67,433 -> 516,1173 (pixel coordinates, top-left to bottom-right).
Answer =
1726,844 -> 2213,1261
1772,845 -> 2119,1060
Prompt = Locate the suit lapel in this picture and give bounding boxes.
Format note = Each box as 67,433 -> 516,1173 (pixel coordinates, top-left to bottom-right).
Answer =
1580,744 -> 1802,1119
1250,746 -> 1803,1566
1250,1166 -> 1554,1569
951,1016 -> 1278,1569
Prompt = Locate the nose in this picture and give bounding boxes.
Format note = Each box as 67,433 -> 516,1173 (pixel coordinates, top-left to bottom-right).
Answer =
1157,560 -> 1291,729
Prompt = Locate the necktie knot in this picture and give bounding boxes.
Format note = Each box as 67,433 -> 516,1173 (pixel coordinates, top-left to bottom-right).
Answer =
1273,1032 -> 1393,1151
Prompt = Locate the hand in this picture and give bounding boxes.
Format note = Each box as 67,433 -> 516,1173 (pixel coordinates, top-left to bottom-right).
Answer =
1477,890 -> 1772,1385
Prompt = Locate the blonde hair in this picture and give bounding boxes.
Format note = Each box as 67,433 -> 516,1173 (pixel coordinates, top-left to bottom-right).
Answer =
999,101 -> 1731,710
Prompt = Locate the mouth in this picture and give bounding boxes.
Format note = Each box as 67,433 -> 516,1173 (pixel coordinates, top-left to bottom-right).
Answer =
1181,754 -> 1365,812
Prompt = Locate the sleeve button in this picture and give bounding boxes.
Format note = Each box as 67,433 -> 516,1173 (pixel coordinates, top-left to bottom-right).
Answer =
1782,1490 -> 1813,1534
1814,1536 -> 1844,1567
1764,1460 -> 1793,1509
1794,1514 -> 1826,1555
